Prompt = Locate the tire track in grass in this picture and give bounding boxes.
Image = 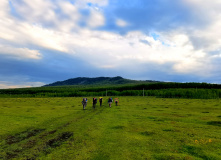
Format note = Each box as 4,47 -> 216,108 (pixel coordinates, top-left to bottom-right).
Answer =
45,105 -> 109,160
2,105 -> 106,159
5,129 -> 45,145
3,129 -> 46,159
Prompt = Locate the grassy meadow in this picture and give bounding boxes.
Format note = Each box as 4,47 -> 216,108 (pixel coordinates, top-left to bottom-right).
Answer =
0,97 -> 221,159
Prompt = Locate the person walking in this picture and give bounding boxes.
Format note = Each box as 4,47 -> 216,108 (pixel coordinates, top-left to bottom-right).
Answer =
108,97 -> 113,108
82,98 -> 87,110
115,98 -> 119,106
93,97 -> 97,109
99,97 -> 103,106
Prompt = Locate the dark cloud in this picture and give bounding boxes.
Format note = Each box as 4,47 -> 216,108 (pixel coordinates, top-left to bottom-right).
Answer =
0,51 -> 101,84
1,51 -> 220,87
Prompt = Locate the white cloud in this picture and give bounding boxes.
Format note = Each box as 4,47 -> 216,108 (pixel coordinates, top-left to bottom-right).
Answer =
116,19 -> 128,27
184,0 -> 221,11
58,1 -> 79,20
87,9 -> 105,28
0,17 -> 69,52
181,0 -> 221,53
0,0 -> 10,17
12,0 -> 57,23
53,29 -> 208,77
89,0 -> 108,6
0,81 -> 45,89
0,0 -> 105,54
23,24 -> 69,52
0,45 -> 41,59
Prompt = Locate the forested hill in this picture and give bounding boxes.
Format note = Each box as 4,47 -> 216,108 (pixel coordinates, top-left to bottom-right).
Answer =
44,76 -> 159,86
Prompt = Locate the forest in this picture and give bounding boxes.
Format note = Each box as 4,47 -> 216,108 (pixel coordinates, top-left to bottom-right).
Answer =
0,82 -> 221,99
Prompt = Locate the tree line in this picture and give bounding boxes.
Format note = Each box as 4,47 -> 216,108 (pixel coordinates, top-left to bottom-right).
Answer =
0,82 -> 221,99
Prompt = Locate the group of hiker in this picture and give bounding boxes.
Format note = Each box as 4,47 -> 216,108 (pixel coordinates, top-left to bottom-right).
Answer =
82,97 -> 119,110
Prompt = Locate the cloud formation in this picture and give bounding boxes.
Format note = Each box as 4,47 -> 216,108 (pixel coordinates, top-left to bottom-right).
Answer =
0,0 -> 221,88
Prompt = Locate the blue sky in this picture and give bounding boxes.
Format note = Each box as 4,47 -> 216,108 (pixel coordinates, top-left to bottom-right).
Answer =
0,0 -> 221,88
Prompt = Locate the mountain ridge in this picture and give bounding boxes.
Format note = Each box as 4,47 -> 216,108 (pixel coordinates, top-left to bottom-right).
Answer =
44,76 -> 160,86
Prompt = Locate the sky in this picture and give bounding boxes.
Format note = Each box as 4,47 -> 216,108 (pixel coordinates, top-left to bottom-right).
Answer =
0,0 -> 221,89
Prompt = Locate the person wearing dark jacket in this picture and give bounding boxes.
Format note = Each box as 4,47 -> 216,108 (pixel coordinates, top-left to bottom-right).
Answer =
93,97 -> 97,109
108,97 -> 113,108
99,97 -> 103,106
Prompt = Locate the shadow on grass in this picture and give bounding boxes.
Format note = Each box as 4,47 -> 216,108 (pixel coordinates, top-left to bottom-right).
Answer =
112,125 -> 125,129
140,131 -> 155,136
147,116 -> 156,120
162,129 -> 174,132
207,121 -> 221,127
182,145 -> 211,159
153,153 -> 194,160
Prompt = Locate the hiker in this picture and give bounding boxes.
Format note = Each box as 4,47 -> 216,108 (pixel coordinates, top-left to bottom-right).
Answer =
99,97 -> 103,106
115,98 -> 119,106
93,97 -> 97,109
82,98 -> 87,110
108,97 -> 113,108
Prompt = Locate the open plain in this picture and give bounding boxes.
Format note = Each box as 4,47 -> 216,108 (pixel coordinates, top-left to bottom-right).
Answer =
0,97 -> 221,159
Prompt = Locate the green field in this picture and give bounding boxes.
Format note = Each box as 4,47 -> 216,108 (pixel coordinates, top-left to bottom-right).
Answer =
0,97 -> 221,159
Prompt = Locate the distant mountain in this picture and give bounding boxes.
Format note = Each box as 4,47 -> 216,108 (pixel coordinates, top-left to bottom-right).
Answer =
44,76 -> 160,86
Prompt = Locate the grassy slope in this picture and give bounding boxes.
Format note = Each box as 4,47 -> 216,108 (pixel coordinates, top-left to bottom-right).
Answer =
0,97 -> 221,159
